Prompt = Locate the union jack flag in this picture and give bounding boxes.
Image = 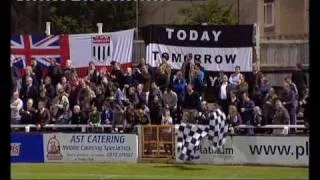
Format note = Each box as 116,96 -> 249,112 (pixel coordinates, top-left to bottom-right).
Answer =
10,35 -> 70,70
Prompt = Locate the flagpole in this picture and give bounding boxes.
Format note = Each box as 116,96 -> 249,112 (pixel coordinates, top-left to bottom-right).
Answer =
136,0 -> 139,40
45,21 -> 51,36
97,23 -> 103,34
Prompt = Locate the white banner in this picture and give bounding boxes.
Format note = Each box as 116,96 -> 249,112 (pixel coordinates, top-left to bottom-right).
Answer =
43,133 -> 138,163
176,136 -> 309,166
146,44 -> 252,72
69,29 -> 134,68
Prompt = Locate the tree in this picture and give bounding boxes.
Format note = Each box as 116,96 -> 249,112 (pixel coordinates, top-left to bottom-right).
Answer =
178,0 -> 238,25
11,2 -> 137,34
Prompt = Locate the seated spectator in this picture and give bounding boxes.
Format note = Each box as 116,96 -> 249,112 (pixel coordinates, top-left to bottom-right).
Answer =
71,105 -> 88,124
57,76 -> 71,97
38,89 -> 51,109
126,86 -> 139,107
137,84 -> 147,106
135,103 -> 150,125
227,105 -> 242,135
35,101 -> 50,131
10,91 -> 23,124
110,62 -> 125,89
47,58 -> 62,86
253,106 -> 262,126
20,98 -> 37,124
50,88 -> 69,124
218,75 -> 231,115
259,76 -> 272,106
229,91 -> 240,111
162,108 -> 173,126
124,67 -> 138,87
63,59 -> 76,81
272,98 -> 290,135
94,86 -> 105,112
140,65 -> 151,98
88,105 -> 102,132
22,66 -> 38,88
240,93 -> 255,135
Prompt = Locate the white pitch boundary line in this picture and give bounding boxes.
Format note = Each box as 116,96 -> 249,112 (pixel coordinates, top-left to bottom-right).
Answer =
12,172 -> 308,180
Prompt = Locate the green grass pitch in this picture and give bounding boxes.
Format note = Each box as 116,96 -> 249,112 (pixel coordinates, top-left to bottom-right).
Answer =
11,163 -> 308,180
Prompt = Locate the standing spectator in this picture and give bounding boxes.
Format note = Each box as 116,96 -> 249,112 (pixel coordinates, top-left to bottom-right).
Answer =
137,84 -> 148,106
63,59 -> 76,81
22,66 -> 37,89
292,63 -> 308,100
47,58 -> 62,86
218,75 -> 231,115
210,71 -> 225,101
94,86 -> 105,112
182,84 -> 201,123
10,91 -> 23,124
20,76 -> 38,106
155,67 -> 169,93
159,54 -> 172,83
162,108 -> 173,126
135,103 -> 151,125
44,76 -> 56,99
240,93 -> 255,135
101,101 -> 113,125
31,58 -> 42,86
137,57 -> 155,80
181,54 -> 193,83
285,76 -> 299,98
299,88 -> 309,128
229,91 -> 241,111
148,82 -> 163,106
162,87 -> 178,114
237,74 -> 249,98
272,98 -> 290,135
192,65 -> 205,98
71,105 -> 88,124
57,76 -> 72,97
10,56 -> 22,93
229,66 -> 243,90
150,95 -> 163,125
281,82 -> 297,130
124,67 -> 138,87
258,76 -> 272,107
140,65 -> 151,99
172,71 -> 187,110
20,98 -> 37,124
35,101 -> 50,131
262,88 -> 278,125
110,62 -> 125,89
38,89 -> 51,109
126,86 -> 139,107
87,61 -> 99,84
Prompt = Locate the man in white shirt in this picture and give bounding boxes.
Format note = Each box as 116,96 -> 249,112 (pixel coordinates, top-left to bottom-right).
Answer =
10,91 -> 23,124
219,75 -> 231,115
229,66 -> 242,89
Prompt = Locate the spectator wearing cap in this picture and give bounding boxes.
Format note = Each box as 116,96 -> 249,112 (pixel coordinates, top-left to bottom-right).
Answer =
229,66 -> 243,90
292,63 -> 308,100
155,66 -> 169,93
11,91 -> 23,124
47,58 -> 62,86
63,59 -> 76,81
31,58 -> 42,87
181,54 -> 193,83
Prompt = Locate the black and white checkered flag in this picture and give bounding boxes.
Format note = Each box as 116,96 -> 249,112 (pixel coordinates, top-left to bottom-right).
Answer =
176,109 -> 229,161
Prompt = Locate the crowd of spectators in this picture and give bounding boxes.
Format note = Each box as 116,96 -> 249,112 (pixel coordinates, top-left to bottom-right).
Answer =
10,54 -> 309,135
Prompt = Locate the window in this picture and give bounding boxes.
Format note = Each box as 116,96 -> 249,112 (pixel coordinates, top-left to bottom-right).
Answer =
264,1 -> 275,27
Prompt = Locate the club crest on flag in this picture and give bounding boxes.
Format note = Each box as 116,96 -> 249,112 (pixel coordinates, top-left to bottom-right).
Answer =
91,35 -> 113,63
